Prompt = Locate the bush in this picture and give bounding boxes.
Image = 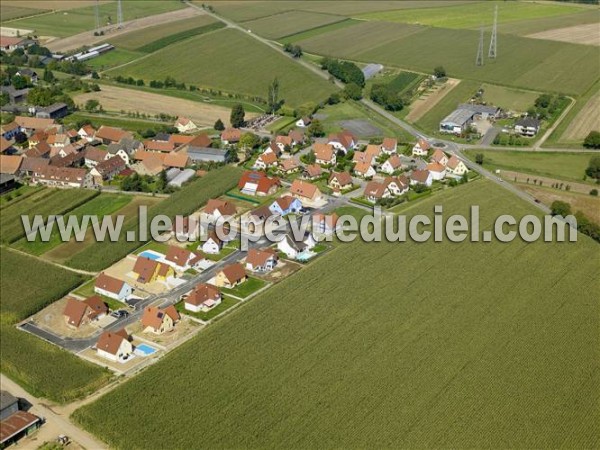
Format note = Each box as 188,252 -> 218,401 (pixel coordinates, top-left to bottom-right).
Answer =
590,189 -> 598,197
321,58 -> 364,87
583,130 -> 600,149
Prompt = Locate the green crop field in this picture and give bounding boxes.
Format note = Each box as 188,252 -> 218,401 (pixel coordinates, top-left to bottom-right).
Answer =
478,83 -> 539,112
66,165 -> 243,271
8,0 -> 185,37
414,79 -> 479,133
86,48 -> 146,71
242,10 -> 346,40
463,150 -> 596,183
0,188 -> 99,244
278,18 -> 359,45
499,9 -> 600,36
110,15 -> 218,51
0,4 -> 46,21
358,1 -> 587,30
13,193 -> 132,256
0,248 -> 110,403
73,179 -> 600,448
295,21 -> 600,96
108,28 -> 337,108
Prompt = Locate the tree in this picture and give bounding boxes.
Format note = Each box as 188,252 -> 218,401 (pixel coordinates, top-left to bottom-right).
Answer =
230,103 -> 245,128
267,77 -> 280,114
214,118 -> 225,131
585,156 -> 600,181
42,67 -> 54,83
550,200 -> 572,217
0,92 -> 8,107
343,82 -> 362,100
583,130 -> 600,149
475,153 -> 484,165
433,66 -> 446,78
307,119 -> 324,137
84,99 -> 100,112
590,189 -> 598,197
327,92 -> 341,105
11,75 -> 28,89
238,132 -> 260,150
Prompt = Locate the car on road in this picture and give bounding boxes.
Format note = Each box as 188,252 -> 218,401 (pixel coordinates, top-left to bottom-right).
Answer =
111,310 -> 129,318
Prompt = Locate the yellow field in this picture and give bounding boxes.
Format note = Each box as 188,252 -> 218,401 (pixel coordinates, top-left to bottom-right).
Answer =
562,92 -> 600,141
528,23 -> 600,47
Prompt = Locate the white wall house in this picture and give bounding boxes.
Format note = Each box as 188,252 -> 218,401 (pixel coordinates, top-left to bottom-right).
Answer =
201,236 -> 223,254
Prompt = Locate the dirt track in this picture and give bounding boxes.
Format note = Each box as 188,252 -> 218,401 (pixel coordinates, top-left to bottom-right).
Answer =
406,78 -> 460,123
527,23 -> 600,47
46,6 -> 204,52
74,85 -> 259,128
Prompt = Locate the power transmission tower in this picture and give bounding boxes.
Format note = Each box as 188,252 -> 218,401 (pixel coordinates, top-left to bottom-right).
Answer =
476,26 -> 484,66
117,0 -> 123,29
489,5 -> 498,59
95,0 -> 100,31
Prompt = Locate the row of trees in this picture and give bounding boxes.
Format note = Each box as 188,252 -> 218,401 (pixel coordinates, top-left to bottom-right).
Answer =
527,93 -> 568,121
283,43 -> 303,58
550,200 -> 600,242
370,83 -> 404,111
320,58 -> 365,87
583,131 -> 600,149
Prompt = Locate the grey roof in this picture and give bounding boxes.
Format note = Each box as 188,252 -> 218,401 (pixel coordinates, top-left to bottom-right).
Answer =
107,137 -> 141,154
458,103 -> 500,115
515,117 -> 540,128
362,63 -> 384,80
154,132 -> 170,142
165,167 -> 181,181
282,232 -> 310,252
36,102 -> 67,114
0,174 -> 16,185
0,391 -> 18,410
187,147 -> 227,161
440,108 -> 474,127
168,169 -> 195,187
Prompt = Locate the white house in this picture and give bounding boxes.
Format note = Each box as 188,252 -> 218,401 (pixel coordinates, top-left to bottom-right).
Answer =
430,149 -> 449,166
412,139 -> 430,157
94,272 -> 132,301
245,248 -> 278,272
515,117 -> 541,137
380,155 -> 403,175
203,199 -> 236,222
446,155 -> 469,176
175,117 -> 198,133
410,169 -> 433,187
328,130 -> 357,153
277,232 -> 316,259
381,137 -> 397,155
78,124 -> 96,142
353,161 -> 376,178
253,151 -> 278,170
184,283 -> 221,313
426,162 -> 446,181
314,143 -> 336,166
164,246 -> 206,272
202,232 -> 224,254
96,329 -> 133,363
296,116 -> 312,128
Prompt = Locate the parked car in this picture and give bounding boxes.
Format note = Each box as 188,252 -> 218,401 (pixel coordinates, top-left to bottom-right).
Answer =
111,310 -> 129,318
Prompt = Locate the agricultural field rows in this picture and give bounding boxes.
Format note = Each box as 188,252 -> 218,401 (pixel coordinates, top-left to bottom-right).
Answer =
0,4 -> 46,21
108,28 -> 337,108
295,21 -> 600,96
500,9 -> 600,37
66,165 -> 243,272
560,91 -> 600,142
278,18 -> 359,45
73,180 -> 600,448
242,10 -> 346,40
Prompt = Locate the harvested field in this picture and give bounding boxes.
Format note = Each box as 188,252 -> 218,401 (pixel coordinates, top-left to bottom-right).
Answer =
561,91 -> 600,142
406,78 -> 460,123
527,23 -> 600,47
519,184 -> 600,224
242,10 -> 346,39
2,1 -> 111,11
0,5 -> 46,21
74,85 -> 237,128
74,180 -> 600,448
499,9 -> 599,36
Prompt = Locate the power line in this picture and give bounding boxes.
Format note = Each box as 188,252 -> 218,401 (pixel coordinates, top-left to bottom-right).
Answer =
95,0 -> 100,31
489,5 -> 498,59
117,0 -> 123,29
476,26 -> 484,66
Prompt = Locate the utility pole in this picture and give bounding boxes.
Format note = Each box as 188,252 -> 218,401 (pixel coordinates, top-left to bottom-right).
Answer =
95,0 -> 100,31
476,26 -> 484,66
117,0 -> 123,29
489,5 -> 498,59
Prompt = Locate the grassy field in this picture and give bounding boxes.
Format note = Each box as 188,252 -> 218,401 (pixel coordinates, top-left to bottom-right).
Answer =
86,48 -> 146,71
479,83 -> 539,112
243,10 -> 346,40
110,15 -> 218,51
463,149 -> 595,183
358,1 -> 587,30
67,166 -> 243,271
500,9 -> 599,37
0,4 -> 46,21
109,28 -> 337,108
296,21 -> 600,96
7,0 -> 185,37
13,193 -> 132,256
62,111 -> 177,135
0,188 -> 99,244
414,79 -> 479,133
0,247 -> 111,403
73,179 -> 600,448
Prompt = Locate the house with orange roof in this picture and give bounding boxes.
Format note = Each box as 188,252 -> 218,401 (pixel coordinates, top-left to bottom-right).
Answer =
132,256 -> 175,284
430,148 -> 449,166
96,328 -> 132,362
314,143 -> 336,166
184,283 -> 221,313
95,273 -> 132,301
221,128 -> 241,145
254,151 -> 278,170
175,117 -> 198,133
290,179 -> 323,206
412,139 -> 431,157
312,213 -> 340,235
238,171 -> 280,196
63,296 -> 108,329
141,305 -> 180,334
328,171 -> 353,191
214,263 -> 247,288
78,124 -> 96,142
381,137 -> 398,154
426,162 -> 446,180
328,130 -> 357,153
204,199 -> 236,221
164,245 -> 206,272
353,160 -> 376,179
410,169 -> 433,187
302,164 -> 322,180
269,195 -> 302,216
380,155 -> 404,175
445,155 -> 469,176
245,248 -> 278,272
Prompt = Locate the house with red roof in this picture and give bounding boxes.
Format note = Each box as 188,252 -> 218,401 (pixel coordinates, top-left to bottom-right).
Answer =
184,283 -> 221,313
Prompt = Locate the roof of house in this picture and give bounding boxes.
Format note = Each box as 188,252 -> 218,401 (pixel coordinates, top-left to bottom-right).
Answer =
84,295 -> 109,316
205,230 -> 223,246
96,329 -> 129,355
221,128 -> 241,142
446,155 -> 463,170
14,116 -> 55,131
49,151 -> 84,168
257,151 -> 278,165
410,169 -> 431,183
1,121 -> 19,133
426,162 -> 445,173
384,155 -> 402,169
312,213 -> 339,229
328,171 -> 353,186
281,232 -> 311,252
19,156 -> 49,173
133,256 -> 159,282
328,130 -> 356,149
79,124 -> 96,136
165,246 -> 195,267
141,305 -> 179,329
63,296 -> 107,327
24,141 -> 51,158
176,116 -> 193,126
163,151 -> 189,169
0,155 -> 22,174
365,144 -> 381,160
364,180 -> 387,199
290,179 -> 319,199
84,147 -> 108,162
314,143 -> 334,161
0,137 -> 12,153
431,149 -> 448,164
169,134 -> 195,146
238,170 -> 280,194
280,158 -> 300,172
516,117 -> 541,128
0,36 -> 25,47
143,140 -> 175,153
205,199 -> 236,216
246,248 -> 277,268
382,137 -> 397,151
95,126 -> 130,142
185,283 -> 220,307
273,195 -> 298,211
354,161 -> 373,175
441,108 -> 474,126
33,166 -> 87,184
288,129 -> 305,143
275,135 -> 292,147
352,151 -> 372,164
219,263 -> 246,284
304,164 -> 322,178
187,133 -> 212,148
415,138 -> 431,150
94,155 -> 126,175
249,204 -> 275,221
95,272 -> 126,294
0,410 -> 41,444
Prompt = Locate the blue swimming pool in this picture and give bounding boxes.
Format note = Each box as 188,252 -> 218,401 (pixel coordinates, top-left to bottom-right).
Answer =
135,343 -> 157,356
139,250 -> 162,260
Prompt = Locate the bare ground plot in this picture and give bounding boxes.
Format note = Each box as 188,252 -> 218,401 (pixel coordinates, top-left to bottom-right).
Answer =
30,297 -> 99,339
519,183 -> 600,224
104,255 -> 169,296
338,119 -> 383,137
527,23 -> 600,47
561,92 -> 600,142
128,316 -> 199,348
43,196 -> 162,264
253,259 -> 303,283
46,6 -> 204,52
406,78 -> 460,123
74,85 -> 235,128
499,170 -> 594,195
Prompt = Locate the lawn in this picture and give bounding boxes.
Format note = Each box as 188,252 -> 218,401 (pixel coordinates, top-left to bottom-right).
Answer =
62,112 -> 176,135
358,1 -> 587,30
220,277 -> 266,299
73,179 -> 599,448
242,10 -> 346,40
8,0 -> 185,37
66,166 -> 243,271
13,193 -> 132,256
175,295 -> 240,322
108,28 -> 337,108
479,83 -> 539,112
110,15 -> 219,51
0,4 -> 46,21
72,279 -> 126,311
463,149 -> 596,184
0,188 -> 99,244
0,248 -> 111,403
86,48 -> 146,71
296,20 -> 600,96
0,185 -> 41,207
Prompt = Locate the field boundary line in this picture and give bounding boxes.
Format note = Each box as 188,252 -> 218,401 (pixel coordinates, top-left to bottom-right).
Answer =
1,245 -> 98,276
